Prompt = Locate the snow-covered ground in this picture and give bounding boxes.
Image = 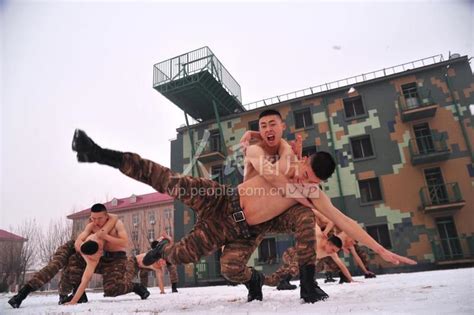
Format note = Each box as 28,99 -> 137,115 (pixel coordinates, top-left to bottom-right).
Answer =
1,268 -> 473,314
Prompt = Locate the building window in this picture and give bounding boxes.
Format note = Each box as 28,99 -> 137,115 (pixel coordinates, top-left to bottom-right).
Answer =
302,146 -> 317,158
294,108 -> 312,129
164,208 -> 172,220
358,178 -> 382,203
367,224 -> 392,249
211,165 -> 224,184
149,212 -> 156,224
248,120 -> 259,131
258,238 -> 277,264
132,214 -> 139,227
402,82 -> 419,108
209,130 -> 221,152
424,167 -> 448,205
165,226 -> 172,237
343,96 -> 365,119
147,229 -> 155,241
435,217 -> 462,259
118,215 -> 124,223
131,230 -> 139,242
350,136 -> 374,160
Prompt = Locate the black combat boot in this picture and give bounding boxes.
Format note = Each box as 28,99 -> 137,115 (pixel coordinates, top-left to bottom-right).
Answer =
72,129 -> 124,168
58,294 -> 70,305
8,284 -> 33,308
171,282 -> 178,293
58,286 -> 88,305
313,279 -> 329,299
133,283 -> 150,300
339,271 -> 350,284
244,269 -> 264,302
324,272 -> 336,283
142,239 -> 170,266
300,264 -> 328,303
276,274 -> 297,290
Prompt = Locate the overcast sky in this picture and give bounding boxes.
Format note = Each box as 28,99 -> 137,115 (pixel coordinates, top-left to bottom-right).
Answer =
1,0 -> 472,230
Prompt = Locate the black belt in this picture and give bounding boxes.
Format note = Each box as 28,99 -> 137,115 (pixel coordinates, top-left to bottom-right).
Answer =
102,251 -> 126,258
229,188 -> 251,239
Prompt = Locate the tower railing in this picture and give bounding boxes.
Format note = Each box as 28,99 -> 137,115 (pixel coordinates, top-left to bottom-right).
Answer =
153,46 -> 242,103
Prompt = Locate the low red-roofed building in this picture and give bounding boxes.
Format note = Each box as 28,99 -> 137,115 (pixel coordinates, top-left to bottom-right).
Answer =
0,229 -> 27,292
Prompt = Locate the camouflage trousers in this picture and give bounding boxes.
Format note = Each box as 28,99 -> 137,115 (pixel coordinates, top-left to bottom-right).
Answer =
354,244 -> 370,269
264,247 -> 299,286
120,153 -> 316,284
59,253 -> 138,297
315,256 -> 339,273
139,263 -> 179,287
26,240 -> 75,290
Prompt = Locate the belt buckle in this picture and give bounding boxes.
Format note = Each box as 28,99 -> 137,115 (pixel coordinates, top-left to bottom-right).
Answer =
232,211 -> 246,223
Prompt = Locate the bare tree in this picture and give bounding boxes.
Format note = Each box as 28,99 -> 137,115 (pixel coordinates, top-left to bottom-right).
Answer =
14,219 -> 40,286
37,218 -> 73,266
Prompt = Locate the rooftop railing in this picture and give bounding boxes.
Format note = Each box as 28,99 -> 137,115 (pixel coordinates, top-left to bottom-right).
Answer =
244,54 -> 445,110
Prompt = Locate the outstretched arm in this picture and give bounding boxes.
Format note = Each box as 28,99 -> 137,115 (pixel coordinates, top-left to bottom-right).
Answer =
350,246 -> 370,274
65,256 -> 99,305
155,269 -> 165,294
311,190 -> 416,266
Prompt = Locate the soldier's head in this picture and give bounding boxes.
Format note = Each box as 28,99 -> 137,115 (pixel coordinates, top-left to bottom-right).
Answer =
323,235 -> 343,255
258,109 -> 286,149
90,203 -> 108,228
293,151 -> 336,185
81,240 -> 99,255
337,231 -> 356,254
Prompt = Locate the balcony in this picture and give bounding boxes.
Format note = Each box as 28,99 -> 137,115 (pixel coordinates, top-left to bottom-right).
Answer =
196,142 -> 225,164
431,236 -> 474,265
398,88 -> 438,122
409,134 -> 450,165
419,183 -> 465,213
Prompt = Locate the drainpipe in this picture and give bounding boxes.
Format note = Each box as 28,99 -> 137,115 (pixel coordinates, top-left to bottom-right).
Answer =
444,70 -> 474,163
322,97 -> 347,213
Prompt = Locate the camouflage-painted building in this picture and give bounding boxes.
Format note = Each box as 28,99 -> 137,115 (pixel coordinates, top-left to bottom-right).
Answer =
155,48 -> 473,287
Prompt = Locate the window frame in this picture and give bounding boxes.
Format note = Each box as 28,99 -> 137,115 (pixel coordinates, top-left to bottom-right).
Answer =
350,135 -> 376,161
343,95 -> 367,121
366,224 -> 392,249
358,177 -> 383,205
293,108 -> 313,130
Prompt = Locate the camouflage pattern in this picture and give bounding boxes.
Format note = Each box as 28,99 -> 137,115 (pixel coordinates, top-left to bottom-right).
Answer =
264,247 -> 299,286
166,262 -> 179,284
26,240 -> 75,290
354,244 -> 370,268
171,56 -> 474,283
120,152 -> 316,283
315,256 -> 339,273
139,269 -> 149,287
59,253 -> 138,297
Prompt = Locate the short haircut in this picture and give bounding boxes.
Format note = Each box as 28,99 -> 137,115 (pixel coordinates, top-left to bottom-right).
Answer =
81,240 -> 99,255
91,203 -> 107,213
327,235 -> 343,249
258,109 -> 282,120
309,151 -> 336,180
150,240 -> 159,249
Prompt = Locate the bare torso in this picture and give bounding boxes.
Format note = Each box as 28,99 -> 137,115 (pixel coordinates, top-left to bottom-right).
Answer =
91,223 -> 127,252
